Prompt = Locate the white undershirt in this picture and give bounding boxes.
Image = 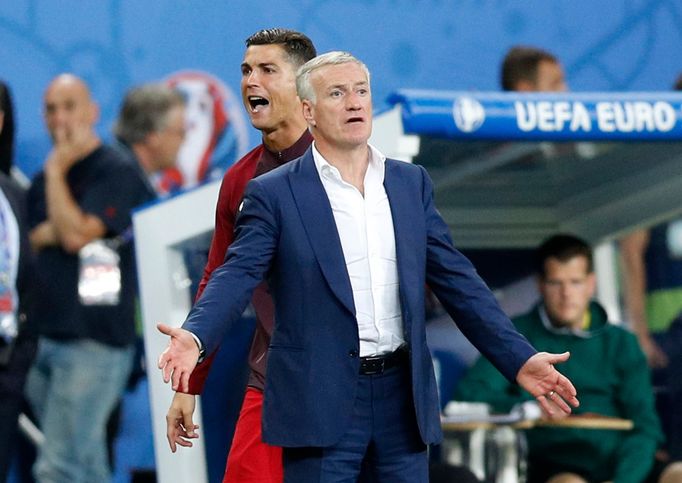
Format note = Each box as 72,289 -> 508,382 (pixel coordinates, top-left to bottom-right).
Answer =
312,142 -> 405,357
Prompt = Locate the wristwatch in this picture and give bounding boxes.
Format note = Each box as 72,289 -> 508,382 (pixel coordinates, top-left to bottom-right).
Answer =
189,332 -> 206,363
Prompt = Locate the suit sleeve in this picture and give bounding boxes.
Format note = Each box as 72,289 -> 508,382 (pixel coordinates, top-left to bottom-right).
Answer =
185,176 -> 236,394
182,178 -> 278,356
196,176 -> 237,301
418,165 -> 536,382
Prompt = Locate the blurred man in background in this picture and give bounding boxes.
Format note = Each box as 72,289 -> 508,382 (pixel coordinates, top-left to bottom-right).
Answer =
457,234 -> 682,483
24,74 -> 169,483
113,83 -> 187,180
501,45 -> 567,92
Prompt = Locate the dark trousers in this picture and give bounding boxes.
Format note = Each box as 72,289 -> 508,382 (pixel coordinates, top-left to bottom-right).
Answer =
653,315 -> 682,460
0,397 -> 22,482
283,361 -> 428,483
0,334 -> 37,483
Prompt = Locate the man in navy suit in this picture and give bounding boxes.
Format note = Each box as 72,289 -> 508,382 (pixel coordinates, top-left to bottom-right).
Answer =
159,51 -> 579,482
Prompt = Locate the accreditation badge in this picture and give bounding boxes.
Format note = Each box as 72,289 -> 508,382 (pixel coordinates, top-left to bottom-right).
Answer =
0,277 -> 17,366
78,239 -> 121,306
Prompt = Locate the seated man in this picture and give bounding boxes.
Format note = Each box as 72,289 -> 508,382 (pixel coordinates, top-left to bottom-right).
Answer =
456,234 -> 682,483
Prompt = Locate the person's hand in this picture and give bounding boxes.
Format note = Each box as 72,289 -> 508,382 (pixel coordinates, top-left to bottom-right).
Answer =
157,323 -> 200,392
166,392 -> 199,452
29,221 -> 59,251
516,352 -> 579,418
638,333 -> 668,368
539,399 -> 570,420
46,122 -> 98,175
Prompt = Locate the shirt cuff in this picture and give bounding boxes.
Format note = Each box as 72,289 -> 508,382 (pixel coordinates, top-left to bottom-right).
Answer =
189,332 -> 206,363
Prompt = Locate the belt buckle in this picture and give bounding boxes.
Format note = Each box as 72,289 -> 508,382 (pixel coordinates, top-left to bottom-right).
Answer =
362,356 -> 385,375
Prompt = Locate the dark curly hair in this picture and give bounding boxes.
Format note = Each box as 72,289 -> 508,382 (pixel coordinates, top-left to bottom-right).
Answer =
245,28 -> 316,68
0,81 -> 15,176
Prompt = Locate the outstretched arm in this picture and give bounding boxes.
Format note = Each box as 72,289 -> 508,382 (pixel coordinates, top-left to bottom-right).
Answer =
183,174 -> 238,395
516,351 -> 579,417
157,179 -> 278,391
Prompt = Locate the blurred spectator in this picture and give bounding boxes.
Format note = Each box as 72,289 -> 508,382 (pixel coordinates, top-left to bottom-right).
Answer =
0,81 -> 15,176
501,45 -> 567,92
107,82 -> 187,465
24,74 -> 164,483
456,234 -> 681,483
113,83 -> 187,182
0,84 -> 37,483
619,224 -> 682,366
617,75 -> 682,461
480,45 -> 569,318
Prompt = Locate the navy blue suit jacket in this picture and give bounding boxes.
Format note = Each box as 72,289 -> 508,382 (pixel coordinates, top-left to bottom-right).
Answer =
185,148 -> 536,447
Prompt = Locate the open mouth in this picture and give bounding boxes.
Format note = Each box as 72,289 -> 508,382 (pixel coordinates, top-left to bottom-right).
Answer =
248,96 -> 270,112
347,116 -> 364,123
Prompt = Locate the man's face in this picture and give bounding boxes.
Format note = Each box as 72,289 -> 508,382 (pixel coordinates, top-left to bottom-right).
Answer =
539,256 -> 595,329
240,44 -> 300,134
43,76 -> 97,142
534,60 -> 568,92
302,62 -> 372,150
150,104 -> 186,171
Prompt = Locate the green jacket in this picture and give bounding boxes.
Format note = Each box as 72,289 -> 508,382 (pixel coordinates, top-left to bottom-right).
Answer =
455,302 -> 663,483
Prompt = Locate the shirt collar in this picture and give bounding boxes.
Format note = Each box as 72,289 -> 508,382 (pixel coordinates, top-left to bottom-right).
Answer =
538,304 -> 594,339
263,130 -> 313,162
311,142 -> 386,182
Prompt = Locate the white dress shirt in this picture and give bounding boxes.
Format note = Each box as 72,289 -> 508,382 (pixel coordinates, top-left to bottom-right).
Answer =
312,142 -> 405,357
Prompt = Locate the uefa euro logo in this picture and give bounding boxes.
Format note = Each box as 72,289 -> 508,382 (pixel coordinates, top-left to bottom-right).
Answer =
159,70 -> 248,193
452,96 -> 486,133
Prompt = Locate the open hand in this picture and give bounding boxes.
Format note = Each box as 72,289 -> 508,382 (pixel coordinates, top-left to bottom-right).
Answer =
157,323 -> 200,393
516,351 -> 579,417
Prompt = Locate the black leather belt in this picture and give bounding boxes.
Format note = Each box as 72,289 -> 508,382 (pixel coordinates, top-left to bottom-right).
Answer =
359,348 -> 408,375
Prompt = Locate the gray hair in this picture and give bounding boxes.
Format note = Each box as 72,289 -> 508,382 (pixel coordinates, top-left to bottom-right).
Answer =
114,83 -> 185,145
296,51 -> 370,103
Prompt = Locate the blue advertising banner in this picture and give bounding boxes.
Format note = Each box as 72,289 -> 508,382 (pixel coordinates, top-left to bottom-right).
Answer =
388,90 -> 682,141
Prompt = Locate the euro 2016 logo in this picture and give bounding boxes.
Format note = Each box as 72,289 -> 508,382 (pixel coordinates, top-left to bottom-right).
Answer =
452,96 -> 486,133
158,71 -> 249,194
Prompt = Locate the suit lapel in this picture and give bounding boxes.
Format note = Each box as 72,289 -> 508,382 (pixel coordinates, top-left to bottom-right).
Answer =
384,159 -> 419,271
384,160 -> 421,333
289,151 -> 356,316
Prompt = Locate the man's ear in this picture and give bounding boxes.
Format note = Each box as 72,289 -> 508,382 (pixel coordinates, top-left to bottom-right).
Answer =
145,131 -> 161,149
302,100 -> 315,126
88,101 -> 100,125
